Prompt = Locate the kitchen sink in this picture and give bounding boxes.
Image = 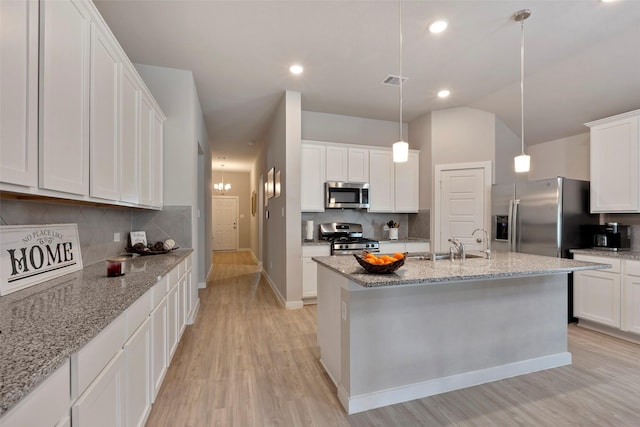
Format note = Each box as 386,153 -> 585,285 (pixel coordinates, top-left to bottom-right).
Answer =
408,252 -> 484,261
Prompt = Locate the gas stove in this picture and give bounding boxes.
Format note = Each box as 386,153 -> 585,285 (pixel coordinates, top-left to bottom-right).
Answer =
319,222 -> 380,255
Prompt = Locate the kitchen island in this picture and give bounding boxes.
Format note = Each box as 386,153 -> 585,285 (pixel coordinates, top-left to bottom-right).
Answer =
313,251 -> 609,414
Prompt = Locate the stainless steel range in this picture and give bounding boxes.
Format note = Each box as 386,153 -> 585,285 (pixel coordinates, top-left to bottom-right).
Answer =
319,222 -> 380,255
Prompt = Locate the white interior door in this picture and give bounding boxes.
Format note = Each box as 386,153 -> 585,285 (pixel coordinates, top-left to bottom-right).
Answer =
212,196 -> 238,251
435,162 -> 491,252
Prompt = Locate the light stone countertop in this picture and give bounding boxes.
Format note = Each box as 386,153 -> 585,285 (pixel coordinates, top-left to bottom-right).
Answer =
313,251 -> 610,288
571,248 -> 640,260
0,249 -> 192,416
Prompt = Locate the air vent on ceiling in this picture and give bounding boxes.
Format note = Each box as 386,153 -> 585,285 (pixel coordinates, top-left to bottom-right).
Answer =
381,74 -> 408,87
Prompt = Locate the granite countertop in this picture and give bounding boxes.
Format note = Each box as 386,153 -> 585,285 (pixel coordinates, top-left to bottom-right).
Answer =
0,249 -> 192,416
571,248 -> 640,260
312,251 -> 610,288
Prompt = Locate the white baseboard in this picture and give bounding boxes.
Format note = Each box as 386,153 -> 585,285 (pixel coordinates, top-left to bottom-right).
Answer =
187,298 -> 200,325
341,352 -> 572,414
577,320 -> 640,345
261,271 -> 303,310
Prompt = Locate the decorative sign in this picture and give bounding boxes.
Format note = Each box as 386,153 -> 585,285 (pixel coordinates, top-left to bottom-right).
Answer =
1,224 -> 83,296
129,231 -> 148,246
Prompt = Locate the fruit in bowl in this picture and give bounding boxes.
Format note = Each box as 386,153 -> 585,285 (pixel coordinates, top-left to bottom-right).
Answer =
354,251 -> 407,274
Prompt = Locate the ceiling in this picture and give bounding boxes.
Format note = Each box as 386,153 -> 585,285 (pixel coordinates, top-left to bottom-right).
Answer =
94,0 -> 640,172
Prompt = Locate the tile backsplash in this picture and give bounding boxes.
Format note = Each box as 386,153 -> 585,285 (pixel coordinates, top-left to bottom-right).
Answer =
301,209 -> 430,241
0,199 -> 192,266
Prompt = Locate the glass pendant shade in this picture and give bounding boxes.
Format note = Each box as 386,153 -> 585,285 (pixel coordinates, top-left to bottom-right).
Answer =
393,141 -> 409,163
514,154 -> 530,173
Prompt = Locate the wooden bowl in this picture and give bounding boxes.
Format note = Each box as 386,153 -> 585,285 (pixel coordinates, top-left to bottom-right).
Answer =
353,251 -> 407,274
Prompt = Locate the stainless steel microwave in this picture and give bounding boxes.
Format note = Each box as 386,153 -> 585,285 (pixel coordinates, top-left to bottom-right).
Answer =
325,182 -> 369,209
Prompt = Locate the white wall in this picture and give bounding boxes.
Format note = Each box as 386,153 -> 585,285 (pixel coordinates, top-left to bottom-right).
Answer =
431,107 -> 496,167
494,116 -> 522,185
527,132 -> 590,181
302,111 -> 407,147
408,112 -> 432,210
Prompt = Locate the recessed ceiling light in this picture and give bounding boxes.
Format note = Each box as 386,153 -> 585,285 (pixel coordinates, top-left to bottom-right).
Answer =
289,64 -> 304,75
437,89 -> 451,98
429,20 -> 448,34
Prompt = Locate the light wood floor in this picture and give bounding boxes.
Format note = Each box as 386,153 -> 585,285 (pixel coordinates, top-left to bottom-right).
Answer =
146,251 -> 640,426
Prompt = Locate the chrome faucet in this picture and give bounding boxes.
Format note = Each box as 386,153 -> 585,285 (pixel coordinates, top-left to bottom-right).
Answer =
472,228 -> 491,259
448,238 -> 466,260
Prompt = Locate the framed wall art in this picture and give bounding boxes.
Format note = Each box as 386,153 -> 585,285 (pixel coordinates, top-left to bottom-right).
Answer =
275,170 -> 281,198
266,167 -> 275,199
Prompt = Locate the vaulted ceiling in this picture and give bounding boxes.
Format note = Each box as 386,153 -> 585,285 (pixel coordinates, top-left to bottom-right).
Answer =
95,0 -> 640,171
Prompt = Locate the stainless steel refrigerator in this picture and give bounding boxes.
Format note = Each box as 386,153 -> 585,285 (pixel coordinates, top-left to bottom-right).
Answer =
492,177 -> 598,321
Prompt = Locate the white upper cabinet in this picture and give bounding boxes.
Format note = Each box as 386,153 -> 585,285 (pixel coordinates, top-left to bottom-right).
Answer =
301,142 -> 326,212
586,110 -> 640,213
368,149 -> 395,212
90,22 -> 121,200
347,147 -> 369,183
120,66 -> 140,204
324,145 -> 369,183
139,94 -> 154,206
152,111 -> 164,208
394,150 -> 419,213
39,0 -> 91,195
0,0 -> 38,187
325,145 -> 348,182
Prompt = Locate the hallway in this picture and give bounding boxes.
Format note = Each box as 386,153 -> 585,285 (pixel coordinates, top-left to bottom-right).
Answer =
146,251 -> 640,426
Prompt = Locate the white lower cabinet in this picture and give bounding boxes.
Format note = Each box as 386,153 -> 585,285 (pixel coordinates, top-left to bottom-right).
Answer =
0,360 -> 70,427
622,260 -> 640,334
151,296 -> 168,401
2,256 -> 192,426
167,281 -> 180,361
72,349 -> 125,427
124,318 -> 151,427
573,268 -> 621,328
302,245 -> 331,299
573,254 -> 640,338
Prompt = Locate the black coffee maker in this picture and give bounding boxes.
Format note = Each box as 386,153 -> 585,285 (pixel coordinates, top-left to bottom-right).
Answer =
582,223 -> 631,251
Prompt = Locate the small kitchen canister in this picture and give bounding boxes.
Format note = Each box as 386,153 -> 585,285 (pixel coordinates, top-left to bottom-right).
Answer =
106,256 -> 126,277
389,228 -> 399,240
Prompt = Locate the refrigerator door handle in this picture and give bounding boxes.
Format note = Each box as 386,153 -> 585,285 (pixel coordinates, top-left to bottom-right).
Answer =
507,199 -> 514,251
511,199 -> 520,252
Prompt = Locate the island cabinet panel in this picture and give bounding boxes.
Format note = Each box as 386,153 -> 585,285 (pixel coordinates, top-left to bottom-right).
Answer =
368,149 -> 395,212
0,0 -> 38,187
301,143 -> 326,212
120,66 -> 140,204
0,361 -> 70,427
89,21 -> 121,201
39,0 -> 91,195
587,111 -> 640,213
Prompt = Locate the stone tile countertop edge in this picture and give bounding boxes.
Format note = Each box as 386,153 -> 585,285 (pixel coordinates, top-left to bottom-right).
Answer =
0,249 -> 193,416
312,251 -> 610,288
571,248 -> 640,260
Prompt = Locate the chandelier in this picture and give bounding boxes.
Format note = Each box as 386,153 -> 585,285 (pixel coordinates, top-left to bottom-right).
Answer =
214,164 -> 231,194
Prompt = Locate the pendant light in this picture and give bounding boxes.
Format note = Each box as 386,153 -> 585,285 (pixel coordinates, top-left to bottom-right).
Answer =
393,0 -> 409,163
214,164 -> 231,194
513,9 -> 531,173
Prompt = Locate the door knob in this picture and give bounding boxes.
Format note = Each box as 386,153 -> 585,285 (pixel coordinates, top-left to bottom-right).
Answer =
476,238 -> 482,243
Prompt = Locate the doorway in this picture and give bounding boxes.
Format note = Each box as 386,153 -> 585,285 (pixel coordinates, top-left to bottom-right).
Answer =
212,196 -> 239,251
434,161 -> 492,252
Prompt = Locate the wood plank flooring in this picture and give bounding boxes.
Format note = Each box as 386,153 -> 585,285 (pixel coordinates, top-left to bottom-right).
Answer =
146,251 -> 640,426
